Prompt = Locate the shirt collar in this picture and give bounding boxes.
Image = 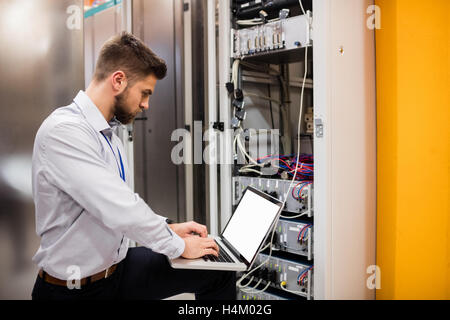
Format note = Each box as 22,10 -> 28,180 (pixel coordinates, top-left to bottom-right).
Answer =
108,117 -> 122,129
73,90 -> 121,135
73,90 -> 110,133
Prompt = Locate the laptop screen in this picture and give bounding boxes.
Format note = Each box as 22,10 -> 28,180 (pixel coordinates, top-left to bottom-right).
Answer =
222,187 -> 282,264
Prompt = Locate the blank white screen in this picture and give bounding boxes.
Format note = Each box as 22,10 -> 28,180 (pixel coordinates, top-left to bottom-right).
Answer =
222,189 -> 280,263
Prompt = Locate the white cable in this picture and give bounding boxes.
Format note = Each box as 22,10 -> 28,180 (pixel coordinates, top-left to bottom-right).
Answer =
232,60 -> 241,125
255,281 -> 271,294
299,0 -> 306,15
240,279 -> 262,293
244,91 -> 283,105
259,242 -> 270,252
236,22 -> 262,26
280,283 -> 305,295
241,164 -> 259,169
233,131 -> 239,158
259,241 -> 279,252
236,257 -> 269,287
244,281 -> 272,295
236,18 -> 263,26
240,60 -> 282,78
232,59 -> 240,89
236,17 -> 280,26
239,168 -> 262,175
236,130 -> 262,166
238,276 -> 254,289
239,164 -> 263,174
234,129 -> 248,164
280,210 -> 309,219
274,46 -> 309,216
240,157 -> 283,174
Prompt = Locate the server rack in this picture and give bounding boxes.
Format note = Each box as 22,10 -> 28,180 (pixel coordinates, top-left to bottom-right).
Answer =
206,0 -> 377,300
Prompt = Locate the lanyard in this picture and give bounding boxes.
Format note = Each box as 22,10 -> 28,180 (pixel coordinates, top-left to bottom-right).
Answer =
73,100 -> 125,182
101,132 -> 126,182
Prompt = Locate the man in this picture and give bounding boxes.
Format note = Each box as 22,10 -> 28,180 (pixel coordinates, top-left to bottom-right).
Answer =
31,32 -> 235,300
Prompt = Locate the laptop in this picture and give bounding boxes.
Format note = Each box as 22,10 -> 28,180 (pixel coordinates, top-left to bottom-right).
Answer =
169,186 -> 283,271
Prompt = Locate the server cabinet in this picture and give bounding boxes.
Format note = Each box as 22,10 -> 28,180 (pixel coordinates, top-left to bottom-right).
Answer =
207,0 -> 376,300
132,0 -> 188,223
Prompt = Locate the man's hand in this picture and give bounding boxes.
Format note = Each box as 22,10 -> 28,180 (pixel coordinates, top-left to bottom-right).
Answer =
168,221 -> 208,239
181,236 -> 219,259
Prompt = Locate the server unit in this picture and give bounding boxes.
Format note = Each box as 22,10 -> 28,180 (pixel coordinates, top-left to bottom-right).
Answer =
233,177 -> 313,217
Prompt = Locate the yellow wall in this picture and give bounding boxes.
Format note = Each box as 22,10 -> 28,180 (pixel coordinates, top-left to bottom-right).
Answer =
376,0 -> 450,299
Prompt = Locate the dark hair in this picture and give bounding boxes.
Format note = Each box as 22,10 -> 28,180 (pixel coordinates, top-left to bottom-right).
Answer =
93,32 -> 167,84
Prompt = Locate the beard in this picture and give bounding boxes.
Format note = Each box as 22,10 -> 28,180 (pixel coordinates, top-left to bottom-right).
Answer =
113,89 -> 138,125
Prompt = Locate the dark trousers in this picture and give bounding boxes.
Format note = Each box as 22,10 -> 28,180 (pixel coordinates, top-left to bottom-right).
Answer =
31,247 -> 236,300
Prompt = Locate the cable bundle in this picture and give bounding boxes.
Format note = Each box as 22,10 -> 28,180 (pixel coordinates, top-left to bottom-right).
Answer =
276,154 -> 313,181
297,266 -> 313,286
246,154 -> 313,181
297,224 -> 312,244
292,181 -> 312,200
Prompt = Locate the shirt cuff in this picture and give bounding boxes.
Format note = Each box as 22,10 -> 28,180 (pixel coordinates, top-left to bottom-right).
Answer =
166,229 -> 185,259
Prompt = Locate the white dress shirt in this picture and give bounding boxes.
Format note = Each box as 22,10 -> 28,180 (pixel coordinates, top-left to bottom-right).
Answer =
32,90 -> 185,280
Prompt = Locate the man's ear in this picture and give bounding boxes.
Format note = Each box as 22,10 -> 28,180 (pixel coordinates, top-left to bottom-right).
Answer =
111,71 -> 128,94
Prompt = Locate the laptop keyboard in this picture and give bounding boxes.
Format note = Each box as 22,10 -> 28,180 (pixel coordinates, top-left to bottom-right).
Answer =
202,242 -> 234,263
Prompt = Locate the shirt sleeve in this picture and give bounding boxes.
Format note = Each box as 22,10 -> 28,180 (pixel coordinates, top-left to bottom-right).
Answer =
41,122 -> 185,259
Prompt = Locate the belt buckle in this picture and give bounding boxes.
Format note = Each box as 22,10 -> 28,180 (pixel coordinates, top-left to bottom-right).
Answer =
105,267 -> 111,279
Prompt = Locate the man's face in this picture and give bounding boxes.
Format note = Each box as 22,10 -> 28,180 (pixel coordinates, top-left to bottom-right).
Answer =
113,74 -> 157,125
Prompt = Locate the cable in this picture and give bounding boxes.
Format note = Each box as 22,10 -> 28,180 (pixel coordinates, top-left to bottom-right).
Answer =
239,276 -> 254,289
280,210 -> 309,219
298,224 -> 312,243
236,17 -> 280,26
240,279 -> 263,292
254,281 -> 272,294
303,228 -> 310,241
236,128 -> 286,169
243,281 -> 272,295
280,281 -> 305,295
267,83 -> 275,129
234,129 -> 252,165
236,257 -> 268,288
298,182 -> 312,198
292,181 -> 310,200
240,60 -> 281,77
259,239 -> 280,252
297,266 -> 313,286
235,129 -> 262,166
240,164 -> 260,169
245,91 -> 283,105
236,18 -> 263,26
239,168 -> 262,175
299,0 -> 306,15
232,59 -> 240,89
259,155 -> 310,180
259,242 -> 270,252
